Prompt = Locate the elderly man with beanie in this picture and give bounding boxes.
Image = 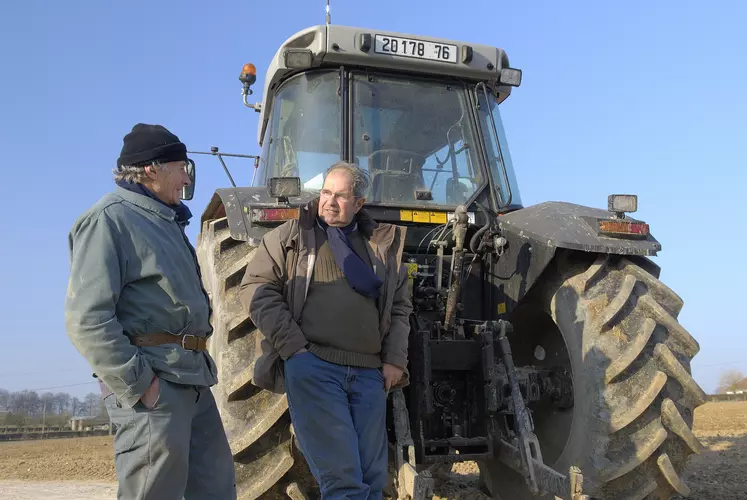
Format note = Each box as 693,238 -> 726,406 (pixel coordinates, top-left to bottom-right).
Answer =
64,123 -> 236,500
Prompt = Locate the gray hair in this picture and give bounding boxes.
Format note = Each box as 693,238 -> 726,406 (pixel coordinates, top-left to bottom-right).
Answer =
112,161 -> 165,184
325,161 -> 370,198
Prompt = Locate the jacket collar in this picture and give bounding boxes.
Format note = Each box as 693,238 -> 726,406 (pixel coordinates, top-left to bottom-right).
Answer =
114,185 -> 177,222
299,198 -> 378,238
115,181 -> 193,225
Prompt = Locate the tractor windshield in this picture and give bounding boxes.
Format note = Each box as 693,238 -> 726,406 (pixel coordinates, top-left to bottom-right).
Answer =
258,70 -> 343,186
350,72 -> 485,207
258,69 -> 519,208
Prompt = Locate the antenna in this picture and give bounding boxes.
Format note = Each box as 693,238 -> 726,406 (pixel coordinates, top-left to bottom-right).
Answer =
325,0 -> 331,24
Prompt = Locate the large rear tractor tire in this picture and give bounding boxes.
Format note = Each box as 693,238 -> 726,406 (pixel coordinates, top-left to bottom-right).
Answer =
196,217 -> 318,500
480,253 -> 706,500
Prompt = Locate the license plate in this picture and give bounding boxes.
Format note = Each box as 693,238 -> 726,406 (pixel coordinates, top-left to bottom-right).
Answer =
374,34 -> 458,64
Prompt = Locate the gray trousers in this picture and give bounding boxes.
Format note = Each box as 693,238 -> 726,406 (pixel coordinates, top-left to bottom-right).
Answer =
104,378 -> 236,500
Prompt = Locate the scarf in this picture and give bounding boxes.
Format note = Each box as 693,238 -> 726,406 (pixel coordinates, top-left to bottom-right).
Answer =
116,180 -> 193,226
318,217 -> 383,300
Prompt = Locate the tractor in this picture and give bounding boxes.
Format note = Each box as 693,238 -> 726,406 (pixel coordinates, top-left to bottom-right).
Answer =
192,22 -> 706,500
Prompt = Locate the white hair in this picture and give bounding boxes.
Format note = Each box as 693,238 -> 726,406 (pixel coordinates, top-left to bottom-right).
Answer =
112,161 -> 165,184
325,161 -> 370,198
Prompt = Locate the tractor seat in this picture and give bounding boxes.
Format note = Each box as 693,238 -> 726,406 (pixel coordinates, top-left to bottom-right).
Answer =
370,170 -> 426,204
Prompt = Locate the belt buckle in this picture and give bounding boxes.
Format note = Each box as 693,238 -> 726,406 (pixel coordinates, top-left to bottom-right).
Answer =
181,334 -> 197,350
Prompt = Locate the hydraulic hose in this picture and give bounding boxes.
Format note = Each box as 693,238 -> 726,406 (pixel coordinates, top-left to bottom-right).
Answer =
469,223 -> 490,254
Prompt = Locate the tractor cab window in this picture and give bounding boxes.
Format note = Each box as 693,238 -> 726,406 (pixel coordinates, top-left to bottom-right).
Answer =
258,70 -> 342,190
475,87 -> 522,208
352,73 -> 485,207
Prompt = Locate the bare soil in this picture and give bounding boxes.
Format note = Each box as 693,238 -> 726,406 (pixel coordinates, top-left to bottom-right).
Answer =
0,435 -> 116,482
672,401 -> 747,500
0,401 -> 745,499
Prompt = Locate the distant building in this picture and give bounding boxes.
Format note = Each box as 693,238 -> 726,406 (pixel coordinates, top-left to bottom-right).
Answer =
69,415 -> 110,431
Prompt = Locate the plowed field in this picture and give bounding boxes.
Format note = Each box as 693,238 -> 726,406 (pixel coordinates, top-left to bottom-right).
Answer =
0,401 -> 745,499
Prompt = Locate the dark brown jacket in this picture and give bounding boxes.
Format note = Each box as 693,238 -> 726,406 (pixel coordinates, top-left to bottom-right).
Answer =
239,199 -> 412,394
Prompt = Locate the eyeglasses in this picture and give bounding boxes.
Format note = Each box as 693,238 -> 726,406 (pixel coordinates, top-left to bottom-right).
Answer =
321,188 -> 356,202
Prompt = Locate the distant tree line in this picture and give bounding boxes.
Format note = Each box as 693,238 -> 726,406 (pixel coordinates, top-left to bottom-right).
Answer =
716,369 -> 747,393
0,387 -> 105,427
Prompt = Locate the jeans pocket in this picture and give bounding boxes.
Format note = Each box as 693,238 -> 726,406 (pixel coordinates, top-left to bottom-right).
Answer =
107,406 -> 137,454
286,350 -> 312,364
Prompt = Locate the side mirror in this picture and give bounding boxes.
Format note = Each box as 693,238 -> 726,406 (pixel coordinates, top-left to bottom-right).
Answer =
181,159 -> 196,200
269,177 -> 301,201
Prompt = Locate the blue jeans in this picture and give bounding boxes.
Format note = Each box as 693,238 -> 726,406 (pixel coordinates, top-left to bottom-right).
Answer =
284,352 -> 388,500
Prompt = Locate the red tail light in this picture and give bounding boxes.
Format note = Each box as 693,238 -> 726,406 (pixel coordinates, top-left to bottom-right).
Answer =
251,207 -> 300,222
598,219 -> 650,236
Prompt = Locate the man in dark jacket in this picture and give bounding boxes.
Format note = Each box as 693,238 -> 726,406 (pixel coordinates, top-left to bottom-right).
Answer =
65,124 -> 236,500
239,161 -> 412,500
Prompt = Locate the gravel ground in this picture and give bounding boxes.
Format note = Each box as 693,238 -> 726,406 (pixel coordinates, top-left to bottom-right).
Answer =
0,481 -> 116,500
0,401 -> 745,499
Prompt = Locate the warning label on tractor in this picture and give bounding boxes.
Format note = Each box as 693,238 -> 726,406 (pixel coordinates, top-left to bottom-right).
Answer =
400,210 -> 448,224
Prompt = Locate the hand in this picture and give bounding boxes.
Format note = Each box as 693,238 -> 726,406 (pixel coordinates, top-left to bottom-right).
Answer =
140,376 -> 160,409
382,363 -> 404,390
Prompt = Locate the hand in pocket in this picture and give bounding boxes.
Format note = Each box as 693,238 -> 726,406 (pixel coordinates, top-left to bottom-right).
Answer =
140,376 -> 160,409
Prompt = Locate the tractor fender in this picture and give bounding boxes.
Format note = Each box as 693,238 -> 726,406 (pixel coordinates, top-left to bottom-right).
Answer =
199,187 -> 318,243
493,201 -> 661,312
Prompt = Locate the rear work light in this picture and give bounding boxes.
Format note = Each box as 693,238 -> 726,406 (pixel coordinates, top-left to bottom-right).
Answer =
251,207 -> 300,223
598,219 -> 650,237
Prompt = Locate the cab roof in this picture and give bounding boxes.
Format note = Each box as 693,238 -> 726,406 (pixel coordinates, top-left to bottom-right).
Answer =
256,24 -> 519,145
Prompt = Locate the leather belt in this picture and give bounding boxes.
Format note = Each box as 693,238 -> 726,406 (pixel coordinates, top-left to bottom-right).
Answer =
128,333 -> 208,351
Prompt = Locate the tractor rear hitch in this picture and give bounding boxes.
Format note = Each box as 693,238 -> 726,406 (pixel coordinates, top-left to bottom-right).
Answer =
391,389 -> 435,500
489,320 -> 594,499
496,439 -> 593,499
492,320 -> 542,495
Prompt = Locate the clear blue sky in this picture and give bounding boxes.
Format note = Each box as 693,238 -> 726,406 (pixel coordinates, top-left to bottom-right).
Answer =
0,1 -> 744,398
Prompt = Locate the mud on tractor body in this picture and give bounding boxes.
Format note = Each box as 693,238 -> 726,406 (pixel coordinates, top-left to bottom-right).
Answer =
194,23 -> 705,500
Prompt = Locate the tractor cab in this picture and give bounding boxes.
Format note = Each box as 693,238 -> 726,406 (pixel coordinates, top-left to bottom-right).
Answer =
237,25 -> 523,227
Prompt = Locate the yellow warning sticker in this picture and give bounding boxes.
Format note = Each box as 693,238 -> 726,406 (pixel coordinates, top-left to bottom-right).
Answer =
407,262 -> 418,280
400,210 -> 449,224
400,210 -> 413,221
429,212 -> 448,224
496,303 -> 507,315
412,211 -> 430,223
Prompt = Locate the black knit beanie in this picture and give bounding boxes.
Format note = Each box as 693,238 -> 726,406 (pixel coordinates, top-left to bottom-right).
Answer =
117,123 -> 188,167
